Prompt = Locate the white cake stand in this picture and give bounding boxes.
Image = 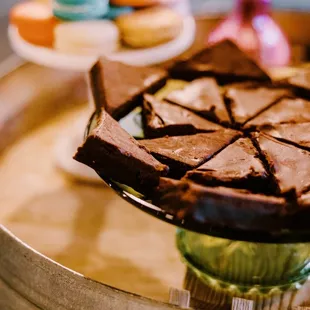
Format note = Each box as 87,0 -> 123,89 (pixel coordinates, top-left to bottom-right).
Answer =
8,14 -> 196,183
8,16 -> 196,71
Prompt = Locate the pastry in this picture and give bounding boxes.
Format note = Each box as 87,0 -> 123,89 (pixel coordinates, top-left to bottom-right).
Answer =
110,0 -> 177,8
10,1 -> 58,47
74,109 -> 168,192
153,178 -> 288,232
54,20 -> 120,55
105,5 -> 133,20
116,7 -> 183,48
165,78 -> 231,125
140,130 -> 241,176
170,40 -> 271,83
253,133 -> 310,197
225,83 -> 291,125
184,137 -> 272,193
143,94 -> 223,138
263,123 -> 310,151
284,69 -> 310,98
90,58 -> 168,119
245,97 -> 310,129
52,0 -> 108,20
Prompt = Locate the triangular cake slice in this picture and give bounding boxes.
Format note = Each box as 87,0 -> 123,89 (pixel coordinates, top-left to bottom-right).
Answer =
184,137 -> 271,193
225,83 -> 291,125
142,94 -> 223,138
152,177 -> 287,231
285,69 -> 310,98
90,57 -> 167,119
245,97 -> 310,129
74,109 -> 168,191
140,130 -> 241,176
165,78 -> 230,124
253,133 -> 310,197
169,40 -> 270,83
263,123 -> 310,151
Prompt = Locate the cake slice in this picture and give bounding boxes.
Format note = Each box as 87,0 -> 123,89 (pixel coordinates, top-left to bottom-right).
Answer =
169,40 -> 270,83
152,178 -> 287,231
225,83 -> 291,125
165,78 -> 230,124
90,57 -> 167,120
140,130 -> 241,176
285,69 -> 310,98
263,123 -> 310,151
245,98 -> 310,129
74,109 -> 168,191
253,133 -> 310,197
142,94 -> 223,138
184,137 -> 271,193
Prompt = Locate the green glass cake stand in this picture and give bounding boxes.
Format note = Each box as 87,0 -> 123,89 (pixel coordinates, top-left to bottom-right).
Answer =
85,81 -> 310,309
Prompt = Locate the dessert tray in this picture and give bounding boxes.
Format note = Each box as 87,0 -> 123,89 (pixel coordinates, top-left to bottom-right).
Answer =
79,40 -> 310,244
8,15 -> 196,71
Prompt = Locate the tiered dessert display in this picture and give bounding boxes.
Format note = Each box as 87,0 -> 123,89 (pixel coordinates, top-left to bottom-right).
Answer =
8,0 -> 195,70
76,40 -> 310,307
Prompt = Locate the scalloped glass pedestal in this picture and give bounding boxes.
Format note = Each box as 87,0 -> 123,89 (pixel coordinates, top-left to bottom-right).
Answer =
177,229 -> 310,309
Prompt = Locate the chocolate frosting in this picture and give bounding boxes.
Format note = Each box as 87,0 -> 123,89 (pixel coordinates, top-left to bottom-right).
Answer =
90,57 -> 167,119
170,40 -> 270,83
225,84 -> 291,125
74,109 -> 168,191
245,98 -> 310,128
254,133 -> 310,196
140,130 -> 241,175
185,137 -> 270,192
165,78 -> 230,124
143,94 -> 223,138
263,123 -> 310,151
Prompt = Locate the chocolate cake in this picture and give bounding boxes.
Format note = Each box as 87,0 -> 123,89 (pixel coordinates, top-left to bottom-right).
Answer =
165,78 -> 230,124
285,70 -> 310,97
184,137 -> 271,193
263,123 -> 310,151
140,130 -> 241,176
90,57 -> 167,120
74,109 -> 168,191
253,133 -> 310,196
153,178 -> 288,232
142,94 -> 223,138
245,97 -> 310,128
169,40 -> 270,83
77,39 -> 310,234
225,83 -> 291,125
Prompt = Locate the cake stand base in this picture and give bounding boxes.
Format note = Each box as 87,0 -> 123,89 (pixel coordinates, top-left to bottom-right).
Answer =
177,230 -> 310,309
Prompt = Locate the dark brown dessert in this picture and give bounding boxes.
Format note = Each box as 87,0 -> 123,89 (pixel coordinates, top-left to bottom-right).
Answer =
74,109 -> 168,191
165,78 -> 231,124
153,178 -> 288,232
140,130 -> 241,176
169,40 -> 270,83
142,94 -> 223,138
225,83 -> 291,125
263,123 -> 310,151
285,70 -> 310,98
245,97 -> 310,128
253,133 -> 310,197
184,137 -> 271,193
90,57 -> 167,120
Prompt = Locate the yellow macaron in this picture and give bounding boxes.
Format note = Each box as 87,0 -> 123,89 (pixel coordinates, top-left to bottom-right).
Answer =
116,7 -> 183,48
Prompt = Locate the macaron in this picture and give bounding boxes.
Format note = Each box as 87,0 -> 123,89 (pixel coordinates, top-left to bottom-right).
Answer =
116,7 -> 183,48
110,0 -> 177,8
52,0 -> 109,20
54,20 -> 119,55
104,5 -> 133,20
10,1 -> 58,47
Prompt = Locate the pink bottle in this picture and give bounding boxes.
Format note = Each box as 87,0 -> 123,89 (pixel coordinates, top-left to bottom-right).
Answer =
207,0 -> 291,67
